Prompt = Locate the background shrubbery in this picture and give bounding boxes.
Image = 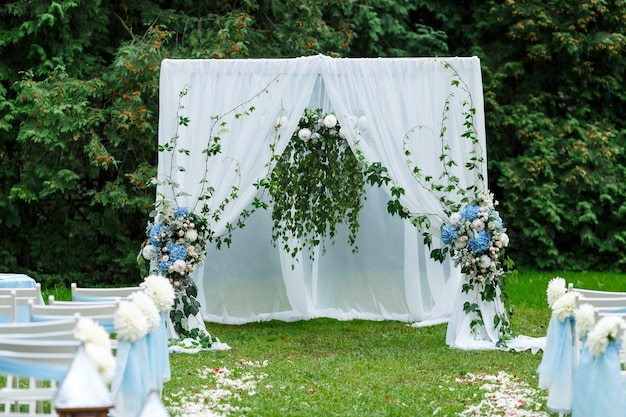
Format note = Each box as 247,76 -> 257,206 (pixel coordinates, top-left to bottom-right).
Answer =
1,0 -> 625,287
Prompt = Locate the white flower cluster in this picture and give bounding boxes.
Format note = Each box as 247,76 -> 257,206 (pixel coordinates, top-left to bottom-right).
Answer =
296,110 -> 346,144
142,274 -> 175,313
574,303 -> 596,338
112,292 -> 157,343
546,276 -> 567,308
545,277 -> 576,322
586,315 -> 625,357
74,317 -> 116,383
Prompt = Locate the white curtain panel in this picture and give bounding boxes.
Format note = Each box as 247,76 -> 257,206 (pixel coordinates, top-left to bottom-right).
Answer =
157,56 -> 487,326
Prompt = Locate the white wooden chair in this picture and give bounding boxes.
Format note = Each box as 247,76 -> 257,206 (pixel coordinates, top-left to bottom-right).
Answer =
0,338 -> 81,417
0,293 -> 17,324
70,283 -> 143,302
0,283 -> 43,304
28,300 -> 119,343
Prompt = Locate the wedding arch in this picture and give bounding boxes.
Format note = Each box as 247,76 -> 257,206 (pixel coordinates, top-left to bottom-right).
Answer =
156,55 -> 513,349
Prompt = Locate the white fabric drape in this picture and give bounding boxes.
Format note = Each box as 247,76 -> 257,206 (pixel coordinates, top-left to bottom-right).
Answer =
157,56 -> 485,329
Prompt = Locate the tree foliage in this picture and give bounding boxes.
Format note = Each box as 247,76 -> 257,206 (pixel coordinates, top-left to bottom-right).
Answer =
1,0 -> 626,286
468,0 -> 626,270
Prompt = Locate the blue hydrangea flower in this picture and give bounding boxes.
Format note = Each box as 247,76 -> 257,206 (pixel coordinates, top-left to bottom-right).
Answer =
461,205 -> 480,221
149,223 -> 165,246
158,260 -> 171,275
176,207 -> 189,217
441,225 -> 459,245
490,211 -> 503,229
468,230 -> 490,254
167,243 -> 188,262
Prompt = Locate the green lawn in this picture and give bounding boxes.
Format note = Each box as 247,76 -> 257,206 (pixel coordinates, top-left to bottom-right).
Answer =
159,270 -> 626,416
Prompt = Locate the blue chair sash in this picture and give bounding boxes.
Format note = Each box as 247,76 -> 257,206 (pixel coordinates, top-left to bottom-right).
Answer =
572,340 -> 623,417
111,337 -> 154,417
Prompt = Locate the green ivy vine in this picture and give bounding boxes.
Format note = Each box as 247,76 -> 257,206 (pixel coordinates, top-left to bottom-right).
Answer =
262,108 -> 366,260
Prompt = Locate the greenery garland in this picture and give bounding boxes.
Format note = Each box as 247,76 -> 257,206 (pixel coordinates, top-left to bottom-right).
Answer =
262,108 -> 366,260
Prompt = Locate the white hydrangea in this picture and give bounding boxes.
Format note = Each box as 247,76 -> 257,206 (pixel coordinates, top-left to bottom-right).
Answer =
173,259 -> 187,274
552,292 -> 576,322
298,128 -> 311,142
75,317 -> 111,349
128,291 -> 161,333
85,343 -> 116,384
587,315 -> 625,357
142,244 -> 157,260
574,303 -> 596,338
546,277 -> 567,308
143,274 -> 175,313
185,229 -> 198,242
323,114 -> 337,128
114,300 -> 149,342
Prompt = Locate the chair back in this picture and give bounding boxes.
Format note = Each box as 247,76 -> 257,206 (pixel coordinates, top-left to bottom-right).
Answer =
0,283 -> 43,304
71,282 -> 143,302
28,299 -> 119,334
0,317 -> 79,340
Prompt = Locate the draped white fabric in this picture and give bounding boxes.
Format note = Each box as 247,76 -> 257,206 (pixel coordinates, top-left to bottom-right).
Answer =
158,55 -> 486,328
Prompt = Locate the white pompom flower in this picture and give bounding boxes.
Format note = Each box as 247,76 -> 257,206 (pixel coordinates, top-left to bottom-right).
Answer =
323,114 -> 337,128
574,303 -> 596,338
114,300 -> 149,342
75,317 -> 111,349
546,276 -> 567,308
85,343 -> 116,384
173,259 -> 187,274
587,315 -> 625,357
143,274 -> 175,313
128,291 -> 161,333
552,292 -> 576,322
185,229 -> 198,242
142,244 -> 157,260
298,128 -> 312,142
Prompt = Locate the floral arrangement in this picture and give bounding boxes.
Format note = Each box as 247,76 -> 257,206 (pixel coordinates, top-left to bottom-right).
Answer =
114,299 -> 150,343
544,277 -> 576,322
586,315 -> 625,357
263,108 -> 365,260
139,203 -> 210,337
575,303 -> 596,338
546,276 -> 567,308
440,190 -> 513,344
128,290 -> 161,333
441,191 -> 509,287
142,273 -> 176,313
74,317 -> 116,383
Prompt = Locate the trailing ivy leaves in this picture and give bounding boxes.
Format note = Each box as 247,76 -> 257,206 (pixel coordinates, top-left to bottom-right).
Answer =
263,108 -> 366,262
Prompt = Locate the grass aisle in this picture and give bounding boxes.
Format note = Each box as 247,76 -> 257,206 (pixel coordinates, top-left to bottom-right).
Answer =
163,271 -> 626,416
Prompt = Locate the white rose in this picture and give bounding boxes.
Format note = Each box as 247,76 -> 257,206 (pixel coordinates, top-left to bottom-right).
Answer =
499,232 -> 509,247
479,255 -> 492,269
339,128 -> 346,139
449,212 -> 462,224
471,219 -> 485,231
323,114 -> 337,128
173,259 -> 187,274
185,229 -> 198,242
454,235 -> 468,249
142,244 -> 157,260
298,128 -> 312,142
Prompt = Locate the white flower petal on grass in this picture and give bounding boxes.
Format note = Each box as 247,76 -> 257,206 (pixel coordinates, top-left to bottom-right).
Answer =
143,274 -> 175,312
128,290 -> 161,333
575,303 -> 596,338
75,317 -> 111,349
546,276 -> 567,308
114,300 -> 149,342
552,292 -> 576,322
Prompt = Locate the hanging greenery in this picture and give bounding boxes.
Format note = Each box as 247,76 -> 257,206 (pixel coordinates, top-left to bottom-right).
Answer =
263,108 -> 366,260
